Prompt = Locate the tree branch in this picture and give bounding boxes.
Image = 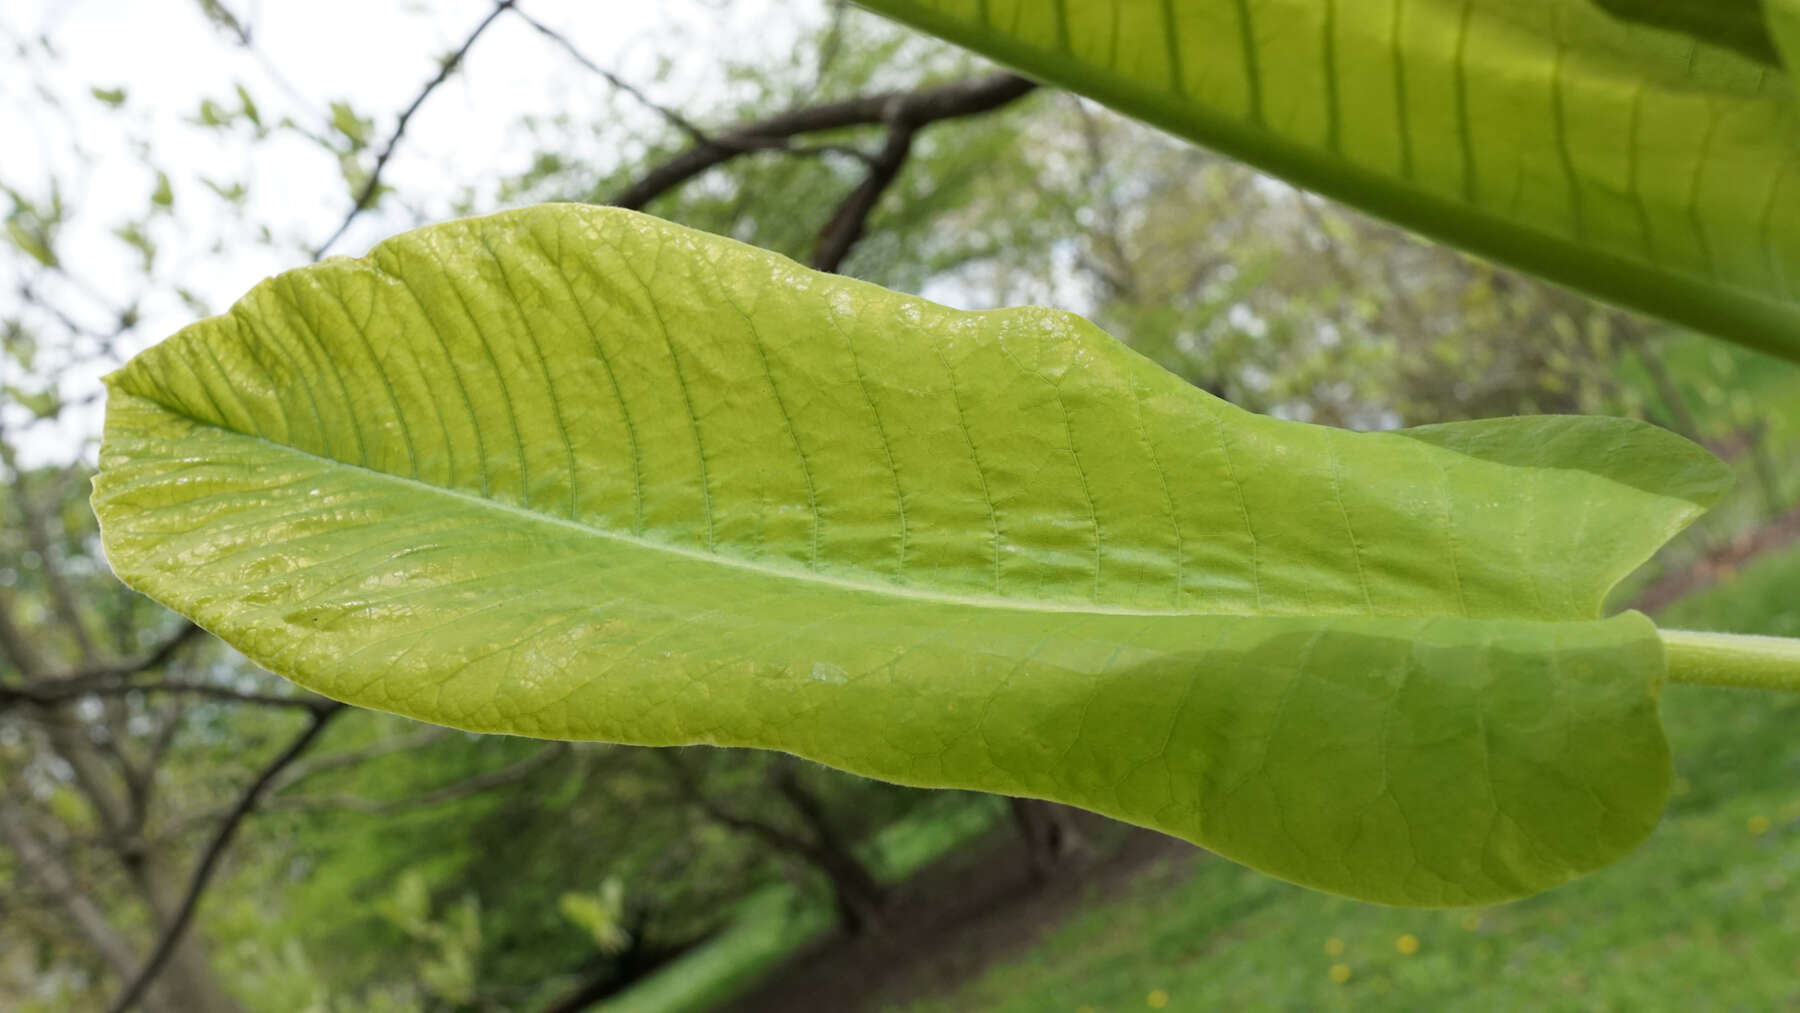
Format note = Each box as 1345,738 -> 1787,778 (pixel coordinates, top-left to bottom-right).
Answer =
0,587 -> 50,680
271,725 -> 453,793
811,121 -> 916,272
658,750 -> 818,858
1072,98 -> 1140,299
16,280 -> 136,355
1,620 -> 323,714
0,439 -> 97,659
53,623 -> 205,683
267,742 -> 565,814
609,71 -> 1036,211
310,0 -> 518,259
0,802 -> 144,983
147,733 -> 577,848
105,704 -> 344,1013
190,0 -> 331,134
515,9 -> 875,174
510,9 -> 710,146
1,677 -> 331,713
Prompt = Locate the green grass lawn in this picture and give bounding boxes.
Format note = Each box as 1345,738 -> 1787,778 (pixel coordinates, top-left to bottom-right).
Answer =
891,545 -> 1800,1012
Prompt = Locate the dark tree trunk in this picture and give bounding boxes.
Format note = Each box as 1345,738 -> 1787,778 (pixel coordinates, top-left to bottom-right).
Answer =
770,761 -> 888,934
1008,797 -> 1085,883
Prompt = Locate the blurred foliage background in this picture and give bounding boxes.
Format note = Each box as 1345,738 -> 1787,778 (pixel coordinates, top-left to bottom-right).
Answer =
4,2 -> 1800,1011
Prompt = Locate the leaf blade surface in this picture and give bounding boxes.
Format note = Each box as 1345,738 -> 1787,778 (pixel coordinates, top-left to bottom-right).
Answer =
93,205 -> 1726,903
855,0 -> 1800,360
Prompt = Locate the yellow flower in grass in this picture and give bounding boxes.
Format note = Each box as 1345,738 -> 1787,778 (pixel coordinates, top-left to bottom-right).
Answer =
1329,963 -> 1352,984
1749,814 -> 1773,836
1147,989 -> 1170,1009
1323,937 -> 1345,957
1395,933 -> 1421,956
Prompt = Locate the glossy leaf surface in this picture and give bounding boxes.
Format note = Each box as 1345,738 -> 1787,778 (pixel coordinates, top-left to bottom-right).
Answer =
93,206 -> 1728,904
854,0 -> 1800,362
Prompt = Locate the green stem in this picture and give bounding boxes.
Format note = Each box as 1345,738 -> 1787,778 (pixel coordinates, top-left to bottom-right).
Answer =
1660,628 -> 1800,693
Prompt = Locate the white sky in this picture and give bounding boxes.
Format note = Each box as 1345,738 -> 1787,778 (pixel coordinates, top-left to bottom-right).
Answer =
2,0 -> 802,465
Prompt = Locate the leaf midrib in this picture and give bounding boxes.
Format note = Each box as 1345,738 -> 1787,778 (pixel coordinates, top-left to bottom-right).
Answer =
131,391 -> 1247,619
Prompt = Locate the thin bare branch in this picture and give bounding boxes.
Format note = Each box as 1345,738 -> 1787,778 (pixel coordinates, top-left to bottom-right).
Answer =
658,750 -> 816,857
510,9 -> 710,145
1,622 -> 319,714
16,280 -> 133,350
190,0 -> 331,132
609,71 -> 1035,211
267,742 -> 566,814
271,725 -> 453,793
802,0 -> 852,101
105,704 -> 344,1013
0,587 -> 49,680
812,121 -> 916,272
518,10 -> 876,172
0,803 -> 143,982
147,727 -> 540,844
53,623 -> 205,683
0,437 -> 98,659
1072,99 -> 1139,299
311,0 -> 518,259
2,678 -> 330,713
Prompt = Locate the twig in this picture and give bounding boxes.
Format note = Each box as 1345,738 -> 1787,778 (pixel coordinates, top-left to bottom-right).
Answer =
2,678 -> 331,713
15,281 -> 132,351
144,725 -> 456,846
0,437 -> 98,659
658,750 -> 816,857
152,735 -> 592,849
104,704 -> 343,1013
52,623 -> 204,682
191,0 -> 331,134
271,725 -> 453,793
1072,99 -> 1139,299
310,0 -> 518,259
267,742 -> 566,814
609,71 -> 1035,211
802,0 -> 852,101
0,621 -> 327,713
510,9 -> 711,145
517,10 -> 875,171
0,804 -> 143,980
0,588 -> 49,680
812,121 -> 916,272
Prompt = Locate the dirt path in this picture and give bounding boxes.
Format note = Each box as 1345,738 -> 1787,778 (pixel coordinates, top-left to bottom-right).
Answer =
721,819 -> 1193,1013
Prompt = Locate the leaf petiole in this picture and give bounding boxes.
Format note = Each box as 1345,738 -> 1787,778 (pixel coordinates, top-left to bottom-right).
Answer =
1660,628 -> 1800,694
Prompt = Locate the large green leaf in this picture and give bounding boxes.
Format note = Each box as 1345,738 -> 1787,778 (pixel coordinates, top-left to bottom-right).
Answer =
1594,0 -> 1778,65
853,0 -> 1800,362
92,206 -> 1728,904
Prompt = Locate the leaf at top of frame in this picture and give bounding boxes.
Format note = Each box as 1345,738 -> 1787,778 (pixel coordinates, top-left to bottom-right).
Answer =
856,0 -> 1800,362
